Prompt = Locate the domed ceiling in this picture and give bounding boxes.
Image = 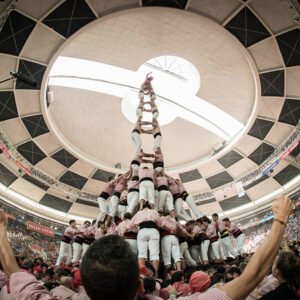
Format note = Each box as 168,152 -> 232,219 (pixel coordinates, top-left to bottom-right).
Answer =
0,0 -> 299,223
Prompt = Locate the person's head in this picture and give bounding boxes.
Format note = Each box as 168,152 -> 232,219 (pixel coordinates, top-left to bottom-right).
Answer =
81,235 -> 139,300
165,266 -> 175,280
41,272 -> 51,283
124,212 -> 132,220
145,263 -> 155,277
224,267 -> 241,282
60,276 -> 75,291
272,251 -> 300,291
69,219 -> 76,228
210,272 -> 224,286
185,220 -> 195,231
175,178 -> 180,184
171,271 -> 184,283
201,216 -> 211,228
92,220 -> 96,226
162,210 -> 170,217
142,202 -> 151,209
108,176 -> 114,182
97,221 -> 105,230
207,268 -> 217,277
84,221 -> 91,228
212,213 -> 218,222
143,276 -> 156,294
223,218 -> 231,227
114,216 -> 122,225
189,271 -> 211,293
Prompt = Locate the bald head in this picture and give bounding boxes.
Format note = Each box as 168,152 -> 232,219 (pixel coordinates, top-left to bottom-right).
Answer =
59,276 -> 75,291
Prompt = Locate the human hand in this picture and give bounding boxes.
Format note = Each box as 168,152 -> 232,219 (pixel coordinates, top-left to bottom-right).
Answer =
271,195 -> 292,224
0,209 -> 8,234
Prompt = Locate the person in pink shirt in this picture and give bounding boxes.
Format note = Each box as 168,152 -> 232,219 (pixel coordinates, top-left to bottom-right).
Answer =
128,205 -> 162,277
212,214 -> 237,260
131,149 -> 154,177
175,179 -> 203,219
81,220 -> 96,261
117,212 -> 138,255
56,219 -> 76,265
106,173 -> 129,227
72,220 -> 91,263
139,167 -> 155,209
223,218 -> 246,257
131,116 -> 150,153
160,213 -> 182,271
96,177 -> 115,223
155,171 -> 175,218
201,216 -> 222,263
95,221 -> 105,240
127,175 -> 140,214
167,175 -> 191,222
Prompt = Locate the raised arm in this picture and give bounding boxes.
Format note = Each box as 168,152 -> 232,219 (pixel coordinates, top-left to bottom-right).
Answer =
221,195 -> 292,300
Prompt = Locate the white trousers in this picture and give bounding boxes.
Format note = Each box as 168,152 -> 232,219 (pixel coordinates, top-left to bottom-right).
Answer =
131,132 -> 142,153
153,135 -> 162,152
158,190 -> 174,211
56,241 -> 72,265
108,195 -> 119,217
125,239 -> 138,255
200,240 -> 210,262
81,243 -> 90,262
186,195 -> 203,219
190,245 -> 201,264
137,228 -> 160,261
72,242 -> 82,263
139,180 -> 155,204
131,164 -> 139,176
179,241 -> 196,266
154,166 -> 163,172
209,241 -> 221,260
174,198 -> 191,222
118,205 -> 127,219
221,236 -> 238,257
97,196 -> 108,222
153,111 -> 159,119
136,108 -> 143,117
161,235 -> 181,266
127,191 -> 139,214
236,233 -> 245,255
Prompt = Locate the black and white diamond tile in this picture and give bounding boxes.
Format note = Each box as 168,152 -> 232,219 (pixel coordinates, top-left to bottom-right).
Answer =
142,0 -> 188,9
248,118 -> 274,140
92,169 -> 115,182
51,148 -> 78,168
179,169 -> 202,183
0,91 -> 18,122
244,174 -> 269,190
217,150 -> 243,168
39,193 -> 73,213
225,7 -> 271,48
218,193 -> 252,211
276,29 -> 300,67
260,70 -> 284,97
17,140 -> 47,165
278,99 -> 300,126
248,142 -> 275,165
22,114 -> 49,138
0,10 -> 36,56
76,198 -> 98,207
22,173 -> 49,191
273,164 -> 300,186
0,163 -> 18,186
196,197 -> 216,206
16,59 -> 46,90
59,170 -> 88,190
290,143 -> 300,157
206,171 -> 234,189
42,0 -> 96,38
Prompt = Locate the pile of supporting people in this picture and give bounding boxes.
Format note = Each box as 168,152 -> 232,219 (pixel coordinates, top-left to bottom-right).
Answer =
56,75 -> 247,278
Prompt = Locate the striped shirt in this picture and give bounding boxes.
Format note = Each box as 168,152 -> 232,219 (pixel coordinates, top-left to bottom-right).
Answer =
102,180 -> 115,195
168,177 -> 179,195
117,219 -> 138,236
128,179 -> 139,190
128,208 -> 161,229
64,226 -> 76,239
205,224 -> 217,238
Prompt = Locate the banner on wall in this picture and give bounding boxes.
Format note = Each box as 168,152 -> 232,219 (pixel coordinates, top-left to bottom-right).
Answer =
281,140 -> 299,160
0,141 -> 11,159
236,181 -> 245,197
262,159 -> 279,176
15,160 -> 32,177
27,221 -> 55,237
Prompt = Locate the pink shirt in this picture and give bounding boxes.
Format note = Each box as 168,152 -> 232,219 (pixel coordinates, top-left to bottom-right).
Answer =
177,182 -> 187,194
0,270 -> 8,289
154,152 -> 163,162
84,226 -> 95,238
156,176 -> 168,187
228,223 -> 240,234
159,216 -> 178,232
120,190 -> 128,201
107,224 -> 118,235
128,208 -> 161,229
76,225 -> 89,239
95,228 -> 105,240
10,272 -> 90,300
192,225 -> 203,235
128,179 -> 139,190
50,285 -> 77,298
103,180 -> 115,195
168,177 -> 179,195
153,121 -> 161,136
258,274 -> 279,296
114,178 -> 127,193
132,152 -> 143,164
117,219 -> 138,235
64,226 -> 77,239
139,168 -> 154,180
205,224 -> 217,238
215,220 -> 227,233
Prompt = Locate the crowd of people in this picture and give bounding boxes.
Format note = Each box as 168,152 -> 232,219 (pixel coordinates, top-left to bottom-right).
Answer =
0,76 -> 299,299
